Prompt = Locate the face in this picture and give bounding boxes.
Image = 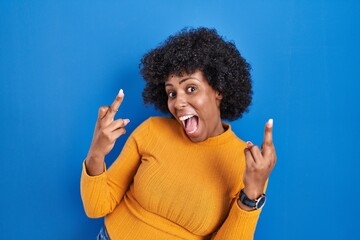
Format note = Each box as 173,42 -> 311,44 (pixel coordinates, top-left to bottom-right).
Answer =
165,70 -> 224,142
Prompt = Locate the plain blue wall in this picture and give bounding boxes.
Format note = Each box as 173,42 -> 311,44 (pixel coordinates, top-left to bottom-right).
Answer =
1,0 -> 359,239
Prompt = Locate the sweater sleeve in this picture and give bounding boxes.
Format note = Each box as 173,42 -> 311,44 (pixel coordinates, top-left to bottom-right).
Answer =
211,179 -> 269,239
211,196 -> 261,240
80,119 -> 149,218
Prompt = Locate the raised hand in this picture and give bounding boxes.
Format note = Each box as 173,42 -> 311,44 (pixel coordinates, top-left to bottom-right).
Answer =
242,119 -> 277,202
85,89 -> 130,175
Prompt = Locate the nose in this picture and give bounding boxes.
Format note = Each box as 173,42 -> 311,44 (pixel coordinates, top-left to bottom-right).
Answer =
174,92 -> 187,109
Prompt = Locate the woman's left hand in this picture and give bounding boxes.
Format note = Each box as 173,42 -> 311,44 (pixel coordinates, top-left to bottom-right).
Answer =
242,119 -> 277,200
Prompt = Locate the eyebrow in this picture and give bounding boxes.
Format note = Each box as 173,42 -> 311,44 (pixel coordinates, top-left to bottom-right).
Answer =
165,77 -> 201,87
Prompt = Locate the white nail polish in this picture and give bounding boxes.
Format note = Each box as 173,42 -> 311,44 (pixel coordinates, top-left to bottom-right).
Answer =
118,89 -> 124,97
268,119 -> 273,127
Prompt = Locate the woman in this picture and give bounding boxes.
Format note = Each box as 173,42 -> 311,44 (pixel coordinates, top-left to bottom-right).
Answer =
81,27 -> 276,240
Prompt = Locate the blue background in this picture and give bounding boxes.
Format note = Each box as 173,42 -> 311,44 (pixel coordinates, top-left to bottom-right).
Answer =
1,0 -> 359,239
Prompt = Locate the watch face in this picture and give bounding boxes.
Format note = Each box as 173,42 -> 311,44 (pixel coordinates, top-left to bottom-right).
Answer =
256,195 -> 266,209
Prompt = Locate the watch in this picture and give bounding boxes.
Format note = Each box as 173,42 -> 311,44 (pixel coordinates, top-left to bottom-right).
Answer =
239,189 -> 266,210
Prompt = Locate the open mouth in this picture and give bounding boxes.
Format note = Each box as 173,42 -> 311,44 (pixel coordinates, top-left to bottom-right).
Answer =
179,115 -> 199,134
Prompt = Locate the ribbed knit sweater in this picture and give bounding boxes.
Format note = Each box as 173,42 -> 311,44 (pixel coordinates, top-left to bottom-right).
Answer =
81,117 -> 262,239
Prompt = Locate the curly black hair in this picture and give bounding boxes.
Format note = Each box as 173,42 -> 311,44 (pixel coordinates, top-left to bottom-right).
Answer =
139,27 -> 252,121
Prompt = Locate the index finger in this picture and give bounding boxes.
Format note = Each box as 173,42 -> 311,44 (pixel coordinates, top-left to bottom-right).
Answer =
107,89 -> 124,118
262,118 -> 273,148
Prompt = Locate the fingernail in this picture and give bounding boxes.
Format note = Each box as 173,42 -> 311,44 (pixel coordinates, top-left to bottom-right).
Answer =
246,141 -> 253,146
123,119 -> 130,125
118,89 -> 124,97
267,118 -> 273,128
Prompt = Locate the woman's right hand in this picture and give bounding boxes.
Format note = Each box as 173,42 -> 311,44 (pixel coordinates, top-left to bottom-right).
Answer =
85,89 -> 130,175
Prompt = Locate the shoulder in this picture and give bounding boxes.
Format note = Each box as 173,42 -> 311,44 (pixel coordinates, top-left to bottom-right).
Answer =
141,116 -> 177,128
130,116 -> 181,148
133,116 -> 178,136
220,122 -> 247,149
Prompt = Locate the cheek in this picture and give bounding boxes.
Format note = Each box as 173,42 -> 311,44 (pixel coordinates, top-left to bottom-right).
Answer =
197,96 -> 220,116
196,95 -> 216,109
195,99 -> 207,109
167,100 -> 174,113
192,94 -> 208,108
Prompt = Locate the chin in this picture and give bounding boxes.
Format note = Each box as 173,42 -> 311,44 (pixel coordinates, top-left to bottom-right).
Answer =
188,134 -> 206,143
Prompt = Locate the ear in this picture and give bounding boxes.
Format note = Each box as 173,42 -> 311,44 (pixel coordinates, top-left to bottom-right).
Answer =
216,91 -> 223,100
215,91 -> 223,108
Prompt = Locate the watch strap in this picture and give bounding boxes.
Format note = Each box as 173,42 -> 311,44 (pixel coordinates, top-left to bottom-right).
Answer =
239,189 -> 266,209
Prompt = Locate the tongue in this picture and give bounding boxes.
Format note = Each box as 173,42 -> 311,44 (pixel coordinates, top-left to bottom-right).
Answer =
185,116 -> 198,133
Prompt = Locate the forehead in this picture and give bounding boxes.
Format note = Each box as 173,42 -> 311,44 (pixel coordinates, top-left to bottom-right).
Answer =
165,70 -> 207,85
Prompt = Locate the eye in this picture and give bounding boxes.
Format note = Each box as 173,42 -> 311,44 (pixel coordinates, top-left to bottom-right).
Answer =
186,86 -> 197,93
167,91 -> 176,98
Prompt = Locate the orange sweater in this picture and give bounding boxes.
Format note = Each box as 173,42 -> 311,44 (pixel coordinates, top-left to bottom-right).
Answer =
81,117 -> 262,239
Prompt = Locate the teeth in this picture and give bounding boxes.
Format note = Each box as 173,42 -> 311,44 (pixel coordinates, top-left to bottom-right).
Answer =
179,115 -> 194,121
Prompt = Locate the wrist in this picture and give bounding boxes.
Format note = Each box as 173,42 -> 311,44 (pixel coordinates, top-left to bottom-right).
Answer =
242,186 -> 264,200
238,189 -> 266,210
86,151 -> 105,164
85,152 -> 105,176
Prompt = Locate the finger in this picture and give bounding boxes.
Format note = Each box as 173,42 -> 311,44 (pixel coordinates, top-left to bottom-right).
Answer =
106,118 -> 130,132
248,144 -> 263,164
111,127 -> 127,139
244,147 -> 256,167
262,119 -> 273,150
106,89 -> 125,119
98,106 -> 109,120
246,141 -> 254,148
